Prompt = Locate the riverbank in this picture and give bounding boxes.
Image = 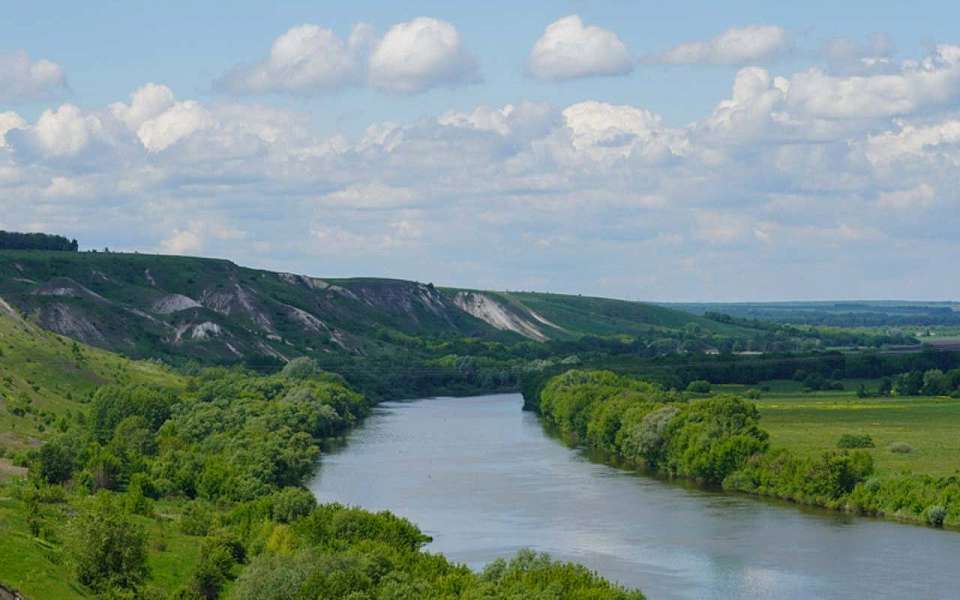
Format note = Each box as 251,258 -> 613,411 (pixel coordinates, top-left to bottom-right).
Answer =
526,369 -> 960,530
307,393 -> 960,599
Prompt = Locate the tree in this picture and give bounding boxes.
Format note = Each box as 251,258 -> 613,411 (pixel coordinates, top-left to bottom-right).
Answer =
922,369 -> 950,396
36,436 -> 76,484
686,380 -> 711,394
68,493 -> 149,593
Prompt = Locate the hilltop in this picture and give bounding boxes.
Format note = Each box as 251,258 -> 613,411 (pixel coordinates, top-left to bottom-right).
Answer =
0,250 -> 732,366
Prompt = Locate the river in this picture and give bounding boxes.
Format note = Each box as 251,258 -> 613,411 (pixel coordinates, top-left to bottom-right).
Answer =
307,393 -> 960,599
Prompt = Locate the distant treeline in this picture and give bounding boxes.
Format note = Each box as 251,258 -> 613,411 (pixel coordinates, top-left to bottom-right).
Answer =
0,231 -> 78,252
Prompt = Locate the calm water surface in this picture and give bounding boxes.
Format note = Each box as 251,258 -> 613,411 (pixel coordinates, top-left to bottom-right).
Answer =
308,394 -> 960,600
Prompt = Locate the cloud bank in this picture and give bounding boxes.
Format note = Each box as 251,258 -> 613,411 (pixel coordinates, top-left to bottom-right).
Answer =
2,43 -> 960,299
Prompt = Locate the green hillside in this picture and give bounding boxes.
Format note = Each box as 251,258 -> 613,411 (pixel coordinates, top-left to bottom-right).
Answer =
0,250 -> 750,366
0,308 -> 179,455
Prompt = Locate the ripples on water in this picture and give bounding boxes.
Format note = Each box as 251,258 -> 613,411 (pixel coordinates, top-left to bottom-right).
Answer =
308,394 -> 960,600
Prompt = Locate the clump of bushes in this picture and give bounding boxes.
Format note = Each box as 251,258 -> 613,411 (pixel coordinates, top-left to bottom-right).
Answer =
837,434 -> 874,449
685,380 -> 711,394
889,442 -> 914,454
926,505 -> 947,528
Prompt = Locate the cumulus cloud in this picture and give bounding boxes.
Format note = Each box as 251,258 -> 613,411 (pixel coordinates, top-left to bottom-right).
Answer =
652,25 -> 789,65
218,18 -> 477,96
6,49 -> 960,299
12,104 -> 105,157
217,24 -> 373,94
783,45 -> 960,119
0,50 -> 67,103
368,17 -> 479,94
527,15 -> 633,81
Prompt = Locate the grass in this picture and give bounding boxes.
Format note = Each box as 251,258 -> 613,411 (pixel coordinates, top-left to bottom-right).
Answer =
0,491 -> 204,599
717,380 -> 960,476
0,312 -> 180,454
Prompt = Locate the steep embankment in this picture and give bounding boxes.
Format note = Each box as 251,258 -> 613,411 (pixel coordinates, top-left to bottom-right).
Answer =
0,251 -> 726,365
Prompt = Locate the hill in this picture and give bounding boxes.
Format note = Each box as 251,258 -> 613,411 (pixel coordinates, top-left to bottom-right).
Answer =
0,307 -> 179,459
0,250 -> 731,365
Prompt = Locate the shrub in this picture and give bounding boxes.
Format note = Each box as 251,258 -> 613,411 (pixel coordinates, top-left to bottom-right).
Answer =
67,493 -> 149,593
889,442 -> 914,454
270,487 -> 317,523
925,505 -> 947,528
686,380 -> 711,394
837,434 -> 875,449
180,501 -> 215,536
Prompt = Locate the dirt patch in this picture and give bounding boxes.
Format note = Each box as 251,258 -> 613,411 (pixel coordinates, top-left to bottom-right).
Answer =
0,458 -> 27,481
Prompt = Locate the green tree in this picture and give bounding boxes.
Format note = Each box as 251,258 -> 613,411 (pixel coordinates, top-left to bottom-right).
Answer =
67,493 -> 149,593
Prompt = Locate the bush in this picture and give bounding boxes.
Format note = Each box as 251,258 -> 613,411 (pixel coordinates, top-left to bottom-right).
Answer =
889,442 -> 914,454
270,487 -> 317,523
686,380 -> 711,394
925,505 -> 947,528
67,494 -> 149,593
837,434 -> 875,449
180,501 -> 215,536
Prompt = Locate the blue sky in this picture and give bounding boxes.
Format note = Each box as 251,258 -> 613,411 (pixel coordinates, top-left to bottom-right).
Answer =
2,1 -> 959,300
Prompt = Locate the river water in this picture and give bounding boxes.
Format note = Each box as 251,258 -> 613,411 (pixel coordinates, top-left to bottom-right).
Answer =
308,394 -> 960,599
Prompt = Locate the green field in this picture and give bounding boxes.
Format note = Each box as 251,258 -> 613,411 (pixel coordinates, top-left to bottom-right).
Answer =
717,380 -> 960,477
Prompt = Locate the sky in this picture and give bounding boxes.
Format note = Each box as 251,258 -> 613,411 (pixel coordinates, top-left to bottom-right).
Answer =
1,1 -> 959,301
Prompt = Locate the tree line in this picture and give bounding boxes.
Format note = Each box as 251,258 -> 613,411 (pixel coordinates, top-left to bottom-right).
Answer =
528,369 -> 958,529
0,230 -> 78,252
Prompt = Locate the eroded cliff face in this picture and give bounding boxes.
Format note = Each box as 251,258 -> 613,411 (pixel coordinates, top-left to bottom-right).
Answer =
451,290 -> 561,341
0,253 -> 528,362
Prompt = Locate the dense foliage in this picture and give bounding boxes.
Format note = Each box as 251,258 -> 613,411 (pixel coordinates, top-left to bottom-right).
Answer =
538,370 -> 768,484
0,231 -> 78,252
8,362 -> 643,599
531,369 -> 959,528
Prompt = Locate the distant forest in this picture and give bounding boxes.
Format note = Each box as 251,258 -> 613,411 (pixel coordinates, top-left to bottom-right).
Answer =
0,231 -> 78,252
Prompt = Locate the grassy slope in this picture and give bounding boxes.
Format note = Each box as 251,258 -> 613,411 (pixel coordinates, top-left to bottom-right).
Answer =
0,494 -> 203,600
717,380 -> 960,476
482,290 -> 744,339
0,250 -> 752,361
0,311 -> 179,453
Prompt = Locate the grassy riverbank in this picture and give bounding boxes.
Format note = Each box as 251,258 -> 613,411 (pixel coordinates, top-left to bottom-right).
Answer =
527,370 -> 960,530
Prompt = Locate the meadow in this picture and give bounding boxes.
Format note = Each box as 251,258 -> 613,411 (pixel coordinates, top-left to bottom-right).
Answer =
717,380 -> 960,477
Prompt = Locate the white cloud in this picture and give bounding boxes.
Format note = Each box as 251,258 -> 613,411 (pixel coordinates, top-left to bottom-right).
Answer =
217,24 -> 372,94
653,25 -> 789,65
110,83 -> 176,129
318,183 -> 418,209
0,50 -> 67,103
160,220 -> 246,255
218,18 -> 477,96
877,184 -> 936,209
865,118 -> 960,165
6,58 -> 960,299
784,45 -> 960,119
561,101 -> 687,161
821,33 -> 895,74
20,104 -> 105,157
136,100 -> 213,153
0,112 -> 27,147
527,15 -> 632,81
368,17 -> 479,94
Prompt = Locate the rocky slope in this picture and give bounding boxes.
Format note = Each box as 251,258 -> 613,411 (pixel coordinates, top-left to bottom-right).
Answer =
0,250 -> 726,364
